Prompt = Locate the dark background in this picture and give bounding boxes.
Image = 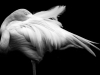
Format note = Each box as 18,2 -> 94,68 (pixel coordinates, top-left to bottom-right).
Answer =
0,0 -> 100,75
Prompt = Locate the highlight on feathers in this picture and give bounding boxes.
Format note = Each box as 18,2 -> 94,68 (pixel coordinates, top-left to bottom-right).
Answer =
0,5 -> 99,75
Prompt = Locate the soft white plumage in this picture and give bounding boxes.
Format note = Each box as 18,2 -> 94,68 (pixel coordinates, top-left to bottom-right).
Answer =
0,5 -> 99,75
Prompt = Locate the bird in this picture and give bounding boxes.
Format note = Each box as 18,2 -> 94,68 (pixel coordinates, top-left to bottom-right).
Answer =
0,6 -> 99,75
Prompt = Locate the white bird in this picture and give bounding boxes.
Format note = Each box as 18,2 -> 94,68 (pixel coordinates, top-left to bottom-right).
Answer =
0,6 -> 99,75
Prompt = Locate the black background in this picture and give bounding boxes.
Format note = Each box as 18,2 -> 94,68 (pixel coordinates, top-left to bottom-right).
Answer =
0,0 -> 100,75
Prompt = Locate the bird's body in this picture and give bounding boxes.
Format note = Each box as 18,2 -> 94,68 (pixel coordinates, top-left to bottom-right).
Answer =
0,6 -> 99,75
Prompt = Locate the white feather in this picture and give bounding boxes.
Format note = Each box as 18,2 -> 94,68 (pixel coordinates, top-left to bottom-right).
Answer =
0,5 -> 99,57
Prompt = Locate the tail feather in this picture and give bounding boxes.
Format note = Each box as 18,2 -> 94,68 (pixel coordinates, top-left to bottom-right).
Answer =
60,32 -> 100,56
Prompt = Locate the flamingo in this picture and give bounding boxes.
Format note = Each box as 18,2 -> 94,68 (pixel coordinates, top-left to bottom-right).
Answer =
0,6 -> 99,75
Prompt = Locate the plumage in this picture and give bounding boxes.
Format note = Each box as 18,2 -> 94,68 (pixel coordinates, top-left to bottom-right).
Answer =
0,5 -> 99,75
